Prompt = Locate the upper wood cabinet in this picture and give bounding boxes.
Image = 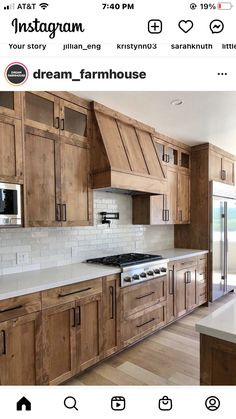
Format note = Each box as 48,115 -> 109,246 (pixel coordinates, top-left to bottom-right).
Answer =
153,136 -> 191,171
0,115 -> 23,183
24,126 -> 61,227
132,167 -> 190,225
24,126 -> 92,227
24,92 -> 88,143
209,147 -> 235,185
0,92 -> 21,119
23,92 -> 92,227
177,170 -> 190,223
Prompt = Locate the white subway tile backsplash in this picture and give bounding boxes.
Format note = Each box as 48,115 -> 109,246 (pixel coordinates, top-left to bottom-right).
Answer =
0,191 -> 174,275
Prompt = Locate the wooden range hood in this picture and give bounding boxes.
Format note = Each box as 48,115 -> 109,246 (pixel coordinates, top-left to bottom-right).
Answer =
91,102 -> 167,194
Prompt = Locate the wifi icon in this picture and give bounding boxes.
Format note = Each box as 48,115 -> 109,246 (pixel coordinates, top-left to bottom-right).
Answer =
39,2 -> 49,9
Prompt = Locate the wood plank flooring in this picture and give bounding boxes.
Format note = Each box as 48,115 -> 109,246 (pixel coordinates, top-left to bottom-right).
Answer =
66,293 -> 236,386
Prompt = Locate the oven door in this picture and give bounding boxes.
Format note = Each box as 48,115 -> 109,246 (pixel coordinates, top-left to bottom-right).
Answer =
0,183 -> 22,226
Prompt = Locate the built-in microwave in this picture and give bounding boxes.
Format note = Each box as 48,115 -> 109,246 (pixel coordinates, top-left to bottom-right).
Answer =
0,183 -> 22,227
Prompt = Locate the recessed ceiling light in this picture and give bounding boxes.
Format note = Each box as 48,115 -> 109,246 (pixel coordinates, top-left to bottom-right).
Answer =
171,99 -> 184,106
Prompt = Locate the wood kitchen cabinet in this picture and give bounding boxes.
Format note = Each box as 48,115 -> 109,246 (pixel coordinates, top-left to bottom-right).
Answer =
0,92 -> 21,119
103,275 -> 120,357
0,312 -> 42,385
42,302 -> 76,385
23,92 -> 92,227
0,115 -> 23,183
41,278 -> 103,385
175,263 -> 197,318
209,148 -> 235,185
120,276 -> 167,347
24,92 -> 88,142
177,170 -> 190,223
24,125 -> 92,227
0,292 -> 42,385
132,167 -> 190,225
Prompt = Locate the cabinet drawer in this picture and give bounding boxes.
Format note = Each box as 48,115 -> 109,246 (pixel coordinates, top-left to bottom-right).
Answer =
0,293 -> 41,322
121,302 -> 166,346
198,265 -> 207,284
198,283 -> 207,304
174,257 -> 197,270
121,277 -> 166,318
197,254 -> 208,264
42,278 -> 102,308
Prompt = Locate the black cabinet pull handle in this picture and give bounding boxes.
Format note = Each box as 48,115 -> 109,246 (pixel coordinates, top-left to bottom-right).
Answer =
56,204 -> 61,222
0,331 -> 6,356
169,269 -> 174,295
166,209 -> 170,222
109,286 -> 115,319
0,305 -> 23,314
62,204 -> 67,222
137,318 -> 155,328
221,170 -> 226,181
162,210 -> 166,222
75,306 -> 81,326
136,292 -> 155,300
59,287 -> 92,298
61,118 -> 65,131
55,117 -> 60,129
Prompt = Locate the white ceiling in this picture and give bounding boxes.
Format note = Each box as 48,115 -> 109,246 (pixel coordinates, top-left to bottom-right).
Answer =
73,91 -> 236,155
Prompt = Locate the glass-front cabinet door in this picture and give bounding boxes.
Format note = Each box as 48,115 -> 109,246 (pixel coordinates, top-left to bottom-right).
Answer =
59,100 -> 88,145
165,146 -> 178,166
0,92 -> 21,118
24,92 -> 60,134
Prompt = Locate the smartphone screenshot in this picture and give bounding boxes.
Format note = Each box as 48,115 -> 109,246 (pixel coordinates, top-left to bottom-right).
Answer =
0,0 -> 236,417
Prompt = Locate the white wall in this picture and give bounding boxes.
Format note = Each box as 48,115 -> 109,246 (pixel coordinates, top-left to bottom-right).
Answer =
0,191 -> 174,275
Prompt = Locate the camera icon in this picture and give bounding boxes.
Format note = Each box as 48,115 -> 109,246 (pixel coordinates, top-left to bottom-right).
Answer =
158,396 -> 173,411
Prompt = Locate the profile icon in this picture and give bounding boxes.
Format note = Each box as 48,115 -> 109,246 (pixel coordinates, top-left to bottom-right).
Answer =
205,396 -> 220,411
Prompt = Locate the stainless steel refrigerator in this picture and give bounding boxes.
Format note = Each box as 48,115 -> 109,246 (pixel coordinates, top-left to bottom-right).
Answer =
211,181 -> 236,301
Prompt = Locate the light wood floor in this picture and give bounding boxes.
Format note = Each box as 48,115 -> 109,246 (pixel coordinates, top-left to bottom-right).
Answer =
66,293 -> 236,386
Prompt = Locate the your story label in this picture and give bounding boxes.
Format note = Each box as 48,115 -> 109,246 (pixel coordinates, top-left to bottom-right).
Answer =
9,43 -> 47,50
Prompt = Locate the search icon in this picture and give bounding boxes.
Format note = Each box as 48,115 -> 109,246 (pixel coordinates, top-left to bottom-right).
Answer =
64,396 -> 78,411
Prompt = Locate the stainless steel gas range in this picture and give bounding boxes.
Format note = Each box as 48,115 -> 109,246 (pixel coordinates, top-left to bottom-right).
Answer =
87,253 -> 169,287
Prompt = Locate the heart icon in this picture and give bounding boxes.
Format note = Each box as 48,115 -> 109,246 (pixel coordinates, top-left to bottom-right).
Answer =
178,20 -> 194,33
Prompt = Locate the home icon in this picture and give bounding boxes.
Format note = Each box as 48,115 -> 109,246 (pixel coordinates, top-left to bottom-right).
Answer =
16,397 -> 31,411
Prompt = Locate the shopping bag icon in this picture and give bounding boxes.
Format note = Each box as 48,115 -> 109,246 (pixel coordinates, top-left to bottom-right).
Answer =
158,396 -> 172,411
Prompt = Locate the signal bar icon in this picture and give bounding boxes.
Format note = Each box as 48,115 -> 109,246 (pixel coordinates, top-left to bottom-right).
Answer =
4,3 -> 15,9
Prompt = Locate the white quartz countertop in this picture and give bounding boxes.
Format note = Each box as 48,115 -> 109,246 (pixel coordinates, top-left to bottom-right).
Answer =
0,248 -> 208,300
149,248 -> 208,261
0,263 -> 121,300
196,298 -> 236,344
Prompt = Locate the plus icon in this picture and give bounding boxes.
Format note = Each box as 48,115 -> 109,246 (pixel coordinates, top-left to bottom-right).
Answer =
148,19 -> 162,34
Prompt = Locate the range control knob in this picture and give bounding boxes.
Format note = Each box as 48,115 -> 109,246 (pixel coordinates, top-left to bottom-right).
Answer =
161,267 -> 167,272
140,272 -> 147,278
124,276 -> 132,282
132,274 -> 140,280
147,271 -> 154,276
154,269 -> 160,274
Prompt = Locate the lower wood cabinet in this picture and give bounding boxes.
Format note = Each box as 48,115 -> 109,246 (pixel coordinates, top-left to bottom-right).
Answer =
42,301 -> 76,385
103,275 -> 120,357
167,255 -> 208,323
0,258 -> 208,385
175,265 -> 197,318
121,301 -> 166,347
120,276 -> 167,347
0,293 -> 42,385
41,278 -> 103,385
